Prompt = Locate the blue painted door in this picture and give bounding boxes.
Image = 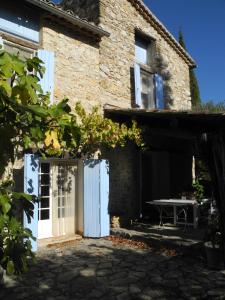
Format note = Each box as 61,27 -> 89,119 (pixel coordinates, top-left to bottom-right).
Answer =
83,160 -> 109,237
24,154 -> 39,251
155,74 -> 164,109
37,50 -> 55,104
100,160 -> 110,236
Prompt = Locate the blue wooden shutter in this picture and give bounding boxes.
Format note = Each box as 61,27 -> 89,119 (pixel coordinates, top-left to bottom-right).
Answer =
134,63 -> 141,107
155,74 -> 164,109
100,160 -> 110,236
83,160 -> 109,237
24,154 -> 39,251
37,50 -> 55,104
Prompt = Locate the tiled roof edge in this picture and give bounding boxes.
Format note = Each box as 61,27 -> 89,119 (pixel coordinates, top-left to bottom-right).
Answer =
24,0 -> 110,38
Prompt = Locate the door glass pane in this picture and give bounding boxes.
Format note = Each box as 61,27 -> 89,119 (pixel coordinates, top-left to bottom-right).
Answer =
41,174 -> 50,185
58,207 -> 65,218
39,163 -> 51,221
141,70 -> 155,109
40,197 -> 49,208
41,163 -> 50,174
40,209 -> 49,220
135,38 -> 149,65
41,185 -> 49,196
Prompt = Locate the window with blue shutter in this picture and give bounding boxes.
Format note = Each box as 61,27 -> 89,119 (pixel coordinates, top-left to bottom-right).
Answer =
155,74 -> 164,109
38,50 -> 55,104
24,154 -> 39,252
135,35 -> 157,109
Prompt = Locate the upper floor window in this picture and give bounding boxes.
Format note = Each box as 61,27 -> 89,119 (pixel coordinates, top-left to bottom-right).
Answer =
134,34 -> 164,110
0,38 -> 55,104
135,38 -> 150,65
0,2 -> 40,43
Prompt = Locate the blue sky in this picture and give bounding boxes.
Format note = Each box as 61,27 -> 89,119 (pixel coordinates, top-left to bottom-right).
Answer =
144,0 -> 225,103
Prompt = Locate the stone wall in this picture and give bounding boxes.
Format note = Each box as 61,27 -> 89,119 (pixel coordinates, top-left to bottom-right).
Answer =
42,0 -> 192,110
99,0 -> 191,110
41,19 -> 100,111
60,0 -> 99,24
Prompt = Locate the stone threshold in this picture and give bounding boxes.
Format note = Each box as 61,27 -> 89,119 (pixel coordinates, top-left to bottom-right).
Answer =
37,234 -> 82,249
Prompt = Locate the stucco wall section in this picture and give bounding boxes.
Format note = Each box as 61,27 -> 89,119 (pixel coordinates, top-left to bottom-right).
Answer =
99,0 -> 191,110
41,20 -> 100,111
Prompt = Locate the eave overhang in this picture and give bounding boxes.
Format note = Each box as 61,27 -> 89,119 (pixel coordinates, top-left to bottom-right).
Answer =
105,108 -> 225,133
24,0 -> 110,39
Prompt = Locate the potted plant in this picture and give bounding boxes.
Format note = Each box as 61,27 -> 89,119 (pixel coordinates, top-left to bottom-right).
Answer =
204,209 -> 224,270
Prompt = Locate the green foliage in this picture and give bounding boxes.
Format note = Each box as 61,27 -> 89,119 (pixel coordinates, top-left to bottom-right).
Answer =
192,100 -> 225,113
190,69 -> 201,107
0,47 -> 143,274
74,103 -> 143,156
0,181 -> 36,274
195,159 -> 211,183
192,179 -> 204,203
178,29 -> 186,50
178,30 -> 201,107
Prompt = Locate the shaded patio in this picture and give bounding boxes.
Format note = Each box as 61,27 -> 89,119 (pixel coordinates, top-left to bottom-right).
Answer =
105,108 -> 225,265
111,222 -> 206,256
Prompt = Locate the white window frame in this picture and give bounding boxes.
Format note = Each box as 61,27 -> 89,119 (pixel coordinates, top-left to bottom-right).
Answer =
2,39 -> 36,58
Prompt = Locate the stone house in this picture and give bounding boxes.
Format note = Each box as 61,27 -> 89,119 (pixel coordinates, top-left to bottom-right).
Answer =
0,0 -> 195,248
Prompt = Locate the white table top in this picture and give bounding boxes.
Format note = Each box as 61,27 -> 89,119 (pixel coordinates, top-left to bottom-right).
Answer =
147,199 -> 198,205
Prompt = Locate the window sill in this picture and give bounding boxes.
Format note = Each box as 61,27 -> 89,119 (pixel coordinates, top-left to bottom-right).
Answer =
0,31 -> 40,50
136,61 -> 155,74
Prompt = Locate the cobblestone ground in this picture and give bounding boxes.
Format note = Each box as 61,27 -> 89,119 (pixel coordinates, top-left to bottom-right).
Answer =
1,238 -> 225,300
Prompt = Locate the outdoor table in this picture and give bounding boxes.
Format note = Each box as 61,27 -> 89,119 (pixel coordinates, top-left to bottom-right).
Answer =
147,199 -> 199,229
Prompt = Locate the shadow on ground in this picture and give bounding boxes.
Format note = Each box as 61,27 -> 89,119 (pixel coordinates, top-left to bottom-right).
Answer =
1,238 -> 225,300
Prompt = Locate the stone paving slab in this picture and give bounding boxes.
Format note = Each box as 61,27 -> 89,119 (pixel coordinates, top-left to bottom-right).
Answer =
1,238 -> 225,300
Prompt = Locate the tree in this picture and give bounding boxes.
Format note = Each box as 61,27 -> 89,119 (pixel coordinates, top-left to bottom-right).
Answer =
0,48 -> 143,274
178,30 -> 201,107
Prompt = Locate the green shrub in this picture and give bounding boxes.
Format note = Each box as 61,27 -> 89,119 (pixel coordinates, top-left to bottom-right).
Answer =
0,182 -> 37,274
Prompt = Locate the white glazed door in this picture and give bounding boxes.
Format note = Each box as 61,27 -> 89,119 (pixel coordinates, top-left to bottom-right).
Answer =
38,161 -> 77,239
52,162 -> 76,237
